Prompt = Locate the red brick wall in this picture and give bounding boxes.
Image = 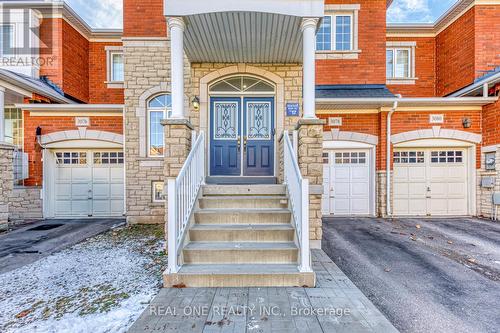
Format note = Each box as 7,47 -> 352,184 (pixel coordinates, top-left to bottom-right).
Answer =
316,0 -> 387,85
89,42 -> 124,104
387,111 -> 482,169
320,111 -> 482,170
474,5 -> 500,76
39,18 -> 63,88
436,7 -> 476,96
23,113 -> 123,186
482,99 -> 500,147
62,21 -> 90,102
319,113 -> 379,137
387,37 -> 436,97
124,0 -> 166,37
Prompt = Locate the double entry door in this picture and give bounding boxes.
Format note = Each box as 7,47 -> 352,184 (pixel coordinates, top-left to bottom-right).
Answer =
210,96 -> 275,177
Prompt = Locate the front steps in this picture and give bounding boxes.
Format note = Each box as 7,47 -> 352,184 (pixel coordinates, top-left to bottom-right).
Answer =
163,185 -> 315,288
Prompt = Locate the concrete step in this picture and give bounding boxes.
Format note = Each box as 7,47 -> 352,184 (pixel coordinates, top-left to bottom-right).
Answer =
202,185 -> 287,196
199,196 -> 288,209
189,224 -> 295,242
183,242 -> 298,264
163,264 -> 315,287
194,209 -> 291,225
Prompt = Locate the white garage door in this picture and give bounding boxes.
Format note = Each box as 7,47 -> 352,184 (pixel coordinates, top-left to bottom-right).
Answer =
393,149 -> 468,216
322,150 -> 371,215
54,151 -> 124,218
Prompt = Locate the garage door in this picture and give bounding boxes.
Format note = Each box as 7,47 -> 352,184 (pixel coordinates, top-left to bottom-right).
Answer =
393,149 -> 468,216
54,151 -> 124,217
322,150 -> 370,215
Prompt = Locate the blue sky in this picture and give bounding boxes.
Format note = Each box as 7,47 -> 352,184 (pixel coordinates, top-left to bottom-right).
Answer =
388,0 -> 458,23
65,0 -> 459,29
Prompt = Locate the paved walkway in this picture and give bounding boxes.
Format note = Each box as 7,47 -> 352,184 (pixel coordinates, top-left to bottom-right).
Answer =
129,250 -> 398,333
0,218 -> 124,274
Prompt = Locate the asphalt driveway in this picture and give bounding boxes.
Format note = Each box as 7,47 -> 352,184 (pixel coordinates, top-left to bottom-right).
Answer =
322,217 -> 500,333
0,218 -> 124,274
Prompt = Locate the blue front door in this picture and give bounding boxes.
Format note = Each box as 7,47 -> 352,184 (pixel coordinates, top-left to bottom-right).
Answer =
210,97 -> 241,176
243,97 -> 274,176
210,96 -> 275,177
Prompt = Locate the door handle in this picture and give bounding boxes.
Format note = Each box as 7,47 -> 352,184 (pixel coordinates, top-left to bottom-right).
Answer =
237,136 -> 241,152
243,137 -> 248,151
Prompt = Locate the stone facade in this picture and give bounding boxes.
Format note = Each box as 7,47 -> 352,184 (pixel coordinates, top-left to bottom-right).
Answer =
162,119 -> 193,229
0,143 -> 14,231
376,171 -> 394,217
122,35 -> 306,224
9,187 -> 43,221
296,119 -> 324,246
123,38 -> 172,224
477,147 -> 500,219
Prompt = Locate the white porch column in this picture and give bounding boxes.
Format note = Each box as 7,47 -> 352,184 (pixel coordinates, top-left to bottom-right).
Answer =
168,17 -> 186,119
301,18 -> 318,119
0,87 -> 5,142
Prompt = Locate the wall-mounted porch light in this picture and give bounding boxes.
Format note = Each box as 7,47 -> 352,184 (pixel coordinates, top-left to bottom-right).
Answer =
462,117 -> 472,129
191,96 -> 200,111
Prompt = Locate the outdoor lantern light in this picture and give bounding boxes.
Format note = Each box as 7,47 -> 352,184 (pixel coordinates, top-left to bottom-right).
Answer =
462,117 -> 472,129
36,126 -> 42,140
192,96 -> 200,111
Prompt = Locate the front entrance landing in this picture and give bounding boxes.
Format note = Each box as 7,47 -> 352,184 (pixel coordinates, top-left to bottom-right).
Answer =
129,250 -> 398,333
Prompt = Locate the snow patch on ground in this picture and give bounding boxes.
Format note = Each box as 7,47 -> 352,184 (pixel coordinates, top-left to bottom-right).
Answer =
0,226 -> 166,333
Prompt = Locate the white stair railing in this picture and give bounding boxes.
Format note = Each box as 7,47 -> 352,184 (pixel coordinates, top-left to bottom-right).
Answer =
283,130 -> 312,273
167,131 -> 205,273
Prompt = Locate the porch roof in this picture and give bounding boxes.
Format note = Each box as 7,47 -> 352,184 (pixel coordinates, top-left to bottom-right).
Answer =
165,0 -> 324,63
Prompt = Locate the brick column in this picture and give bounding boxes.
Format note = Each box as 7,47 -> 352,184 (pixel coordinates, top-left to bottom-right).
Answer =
0,143 -> 14,232
162,119 -> 193,233
296,119 -> 324,248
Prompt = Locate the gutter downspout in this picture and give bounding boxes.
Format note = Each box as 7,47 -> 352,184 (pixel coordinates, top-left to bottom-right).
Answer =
386,94 -> 401,217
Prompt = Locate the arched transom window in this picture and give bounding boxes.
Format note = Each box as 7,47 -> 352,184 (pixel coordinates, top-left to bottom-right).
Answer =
148,94 -> 172,157
209,76 -> 275,94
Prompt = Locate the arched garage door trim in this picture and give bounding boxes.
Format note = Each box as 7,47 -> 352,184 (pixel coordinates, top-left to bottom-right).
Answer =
390,131 -> 478,216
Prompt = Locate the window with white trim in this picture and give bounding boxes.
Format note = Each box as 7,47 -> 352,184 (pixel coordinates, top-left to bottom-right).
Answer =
106,46 -> 124,87
430,151 -> 463,164
334,152 -> 366,165
110,52 -> 124,82
0,25 -> 14,57
393,151 -> 424,164
386,48 -> 411,78
316,12 -> 357,52
148,94 -> 172,157
4,107 -> 23,150
386,43 -> 416,82
55,152 -> 88,165
93,152 -> 124,165
152,181 -> 165,203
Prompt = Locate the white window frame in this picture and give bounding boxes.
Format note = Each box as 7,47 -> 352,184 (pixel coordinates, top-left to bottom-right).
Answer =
332,13 -> 354,52
105,46 -> 124,88
316,4 -> 360,60
147,94 -> 172,158
152,181 -> 165,203
0,24 -> 15,57
386,42 -> 417,84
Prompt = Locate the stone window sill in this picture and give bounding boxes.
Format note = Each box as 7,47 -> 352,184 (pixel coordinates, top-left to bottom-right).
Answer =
138,158 -> 163,168
386,78 -> 418,85
105,81 -> 124,89
315,50 -> 361,60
